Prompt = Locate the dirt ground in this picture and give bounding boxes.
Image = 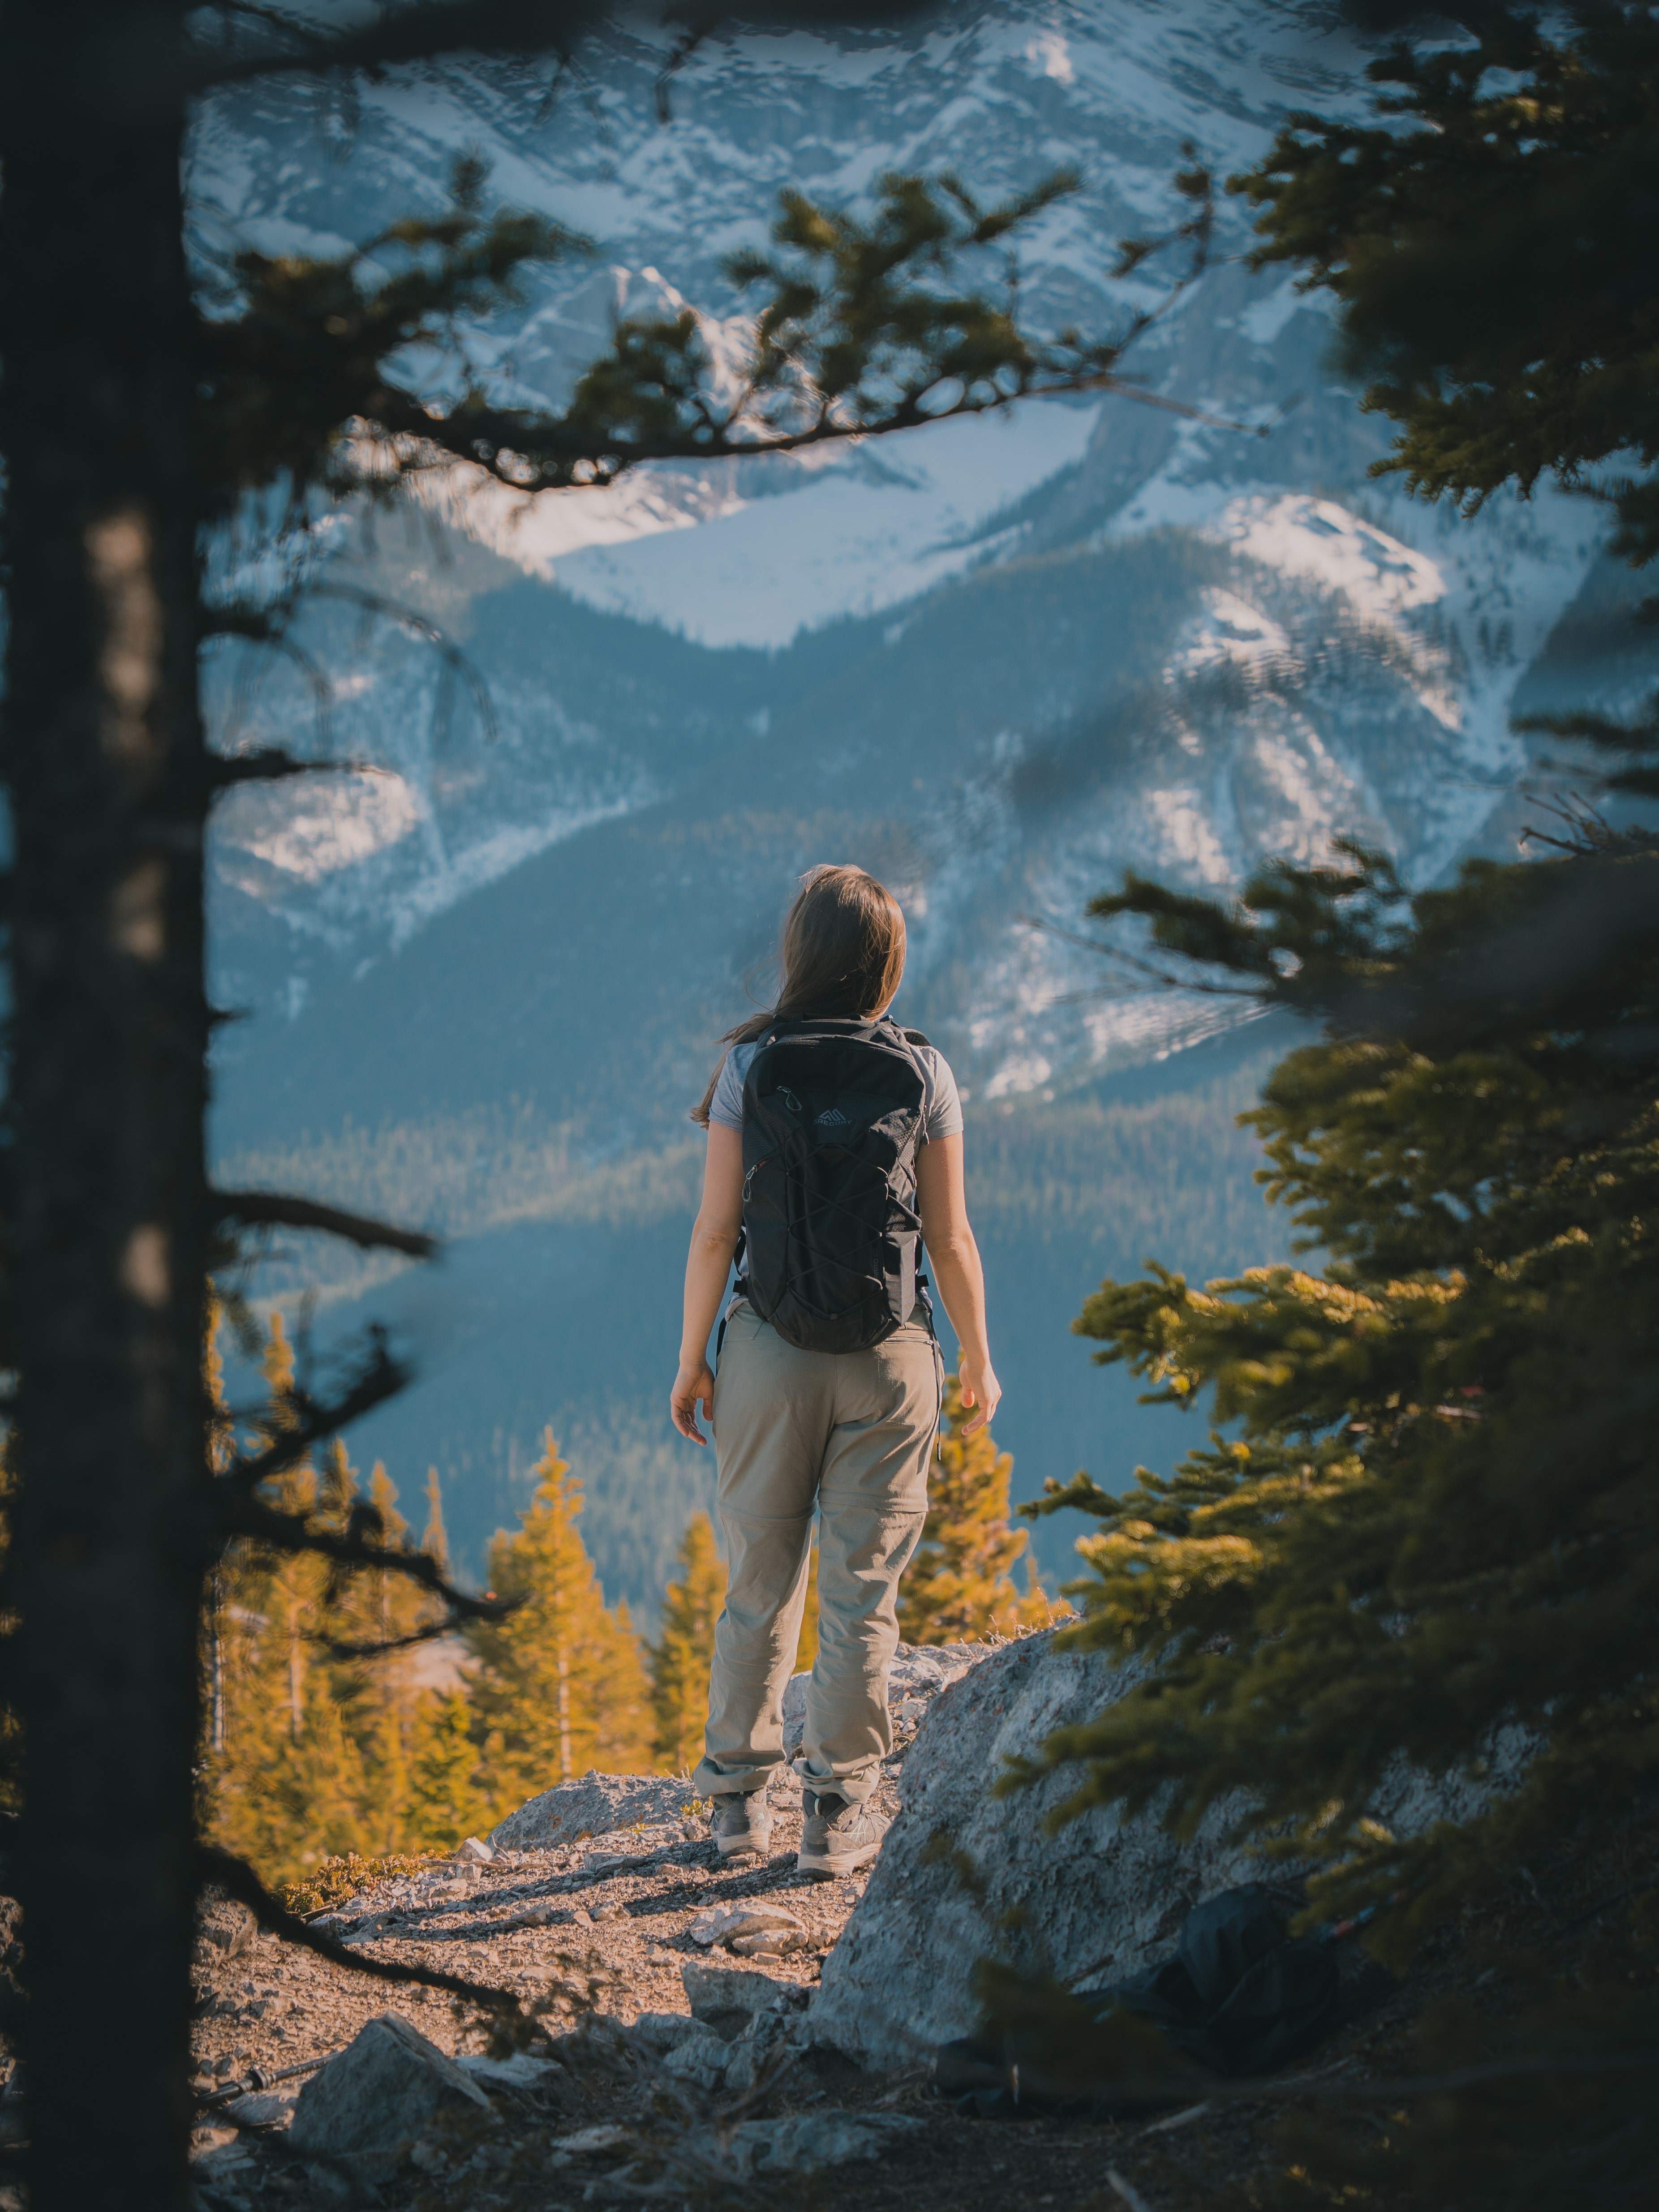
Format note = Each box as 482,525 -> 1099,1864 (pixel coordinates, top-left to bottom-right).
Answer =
187,1788 -> 1659,2212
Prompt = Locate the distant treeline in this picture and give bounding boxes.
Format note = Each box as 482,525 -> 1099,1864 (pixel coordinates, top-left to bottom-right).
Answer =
202,1321 -> 1057,1895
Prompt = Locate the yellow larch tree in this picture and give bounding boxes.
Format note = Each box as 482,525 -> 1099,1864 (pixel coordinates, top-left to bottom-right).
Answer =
898,1375 -> 1058,1645
464,1432 -> 652,1807
650,1512 -> 726,1773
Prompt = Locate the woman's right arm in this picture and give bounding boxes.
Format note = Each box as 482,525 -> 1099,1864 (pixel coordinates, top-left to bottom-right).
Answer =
915,1133 -> 1001,1436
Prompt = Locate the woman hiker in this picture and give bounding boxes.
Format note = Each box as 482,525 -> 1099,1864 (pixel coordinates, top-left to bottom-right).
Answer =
670,863 -> 1001,1878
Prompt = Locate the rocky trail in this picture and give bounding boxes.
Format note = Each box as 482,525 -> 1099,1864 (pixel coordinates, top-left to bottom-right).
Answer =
173,1633 -> 1637,2212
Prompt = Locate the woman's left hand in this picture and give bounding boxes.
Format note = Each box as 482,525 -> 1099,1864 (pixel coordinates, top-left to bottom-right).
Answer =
670,1359 -> 716,1444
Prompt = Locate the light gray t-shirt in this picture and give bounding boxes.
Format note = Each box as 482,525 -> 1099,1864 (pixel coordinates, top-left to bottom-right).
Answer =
709,1034 -> 964,1143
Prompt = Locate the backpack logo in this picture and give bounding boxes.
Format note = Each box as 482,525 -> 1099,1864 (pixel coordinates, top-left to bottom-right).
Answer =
816,1106 -> 850,1127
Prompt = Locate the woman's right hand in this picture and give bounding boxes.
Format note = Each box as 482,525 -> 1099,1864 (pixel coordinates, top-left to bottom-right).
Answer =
957,1355 -> 1001,1437
670,1359 -> 716,1444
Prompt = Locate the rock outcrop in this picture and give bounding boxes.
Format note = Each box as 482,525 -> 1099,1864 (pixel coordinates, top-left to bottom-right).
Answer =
810,1628 -> 1534,2071
488,1771 -> 698,1851
287,2011 -> 494,2163
811,1632 -> 1264,2068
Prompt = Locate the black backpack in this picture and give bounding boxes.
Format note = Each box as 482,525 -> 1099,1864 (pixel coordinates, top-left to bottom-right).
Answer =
737,1016 -> 932,1354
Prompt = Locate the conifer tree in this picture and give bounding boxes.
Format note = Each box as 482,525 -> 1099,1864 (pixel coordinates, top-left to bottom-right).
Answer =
651,1513 -> 726,1773
1020,833 -> 1659,2205
404,1690 -> 494,1853
899,1377 -> 1053,1644
466,1432 -> 652,1801
202,1327 -> 444,1879
422,1468 -> 449,1569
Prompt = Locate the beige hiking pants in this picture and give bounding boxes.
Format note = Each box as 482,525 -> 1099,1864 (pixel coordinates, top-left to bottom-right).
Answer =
689,1301 -> 942,1808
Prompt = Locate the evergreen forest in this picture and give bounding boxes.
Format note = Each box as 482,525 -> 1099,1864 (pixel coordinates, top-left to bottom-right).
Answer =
198,1317 -> 1054,1895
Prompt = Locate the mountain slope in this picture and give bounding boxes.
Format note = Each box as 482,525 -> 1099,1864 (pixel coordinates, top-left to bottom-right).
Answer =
199,1 -> 1638,1610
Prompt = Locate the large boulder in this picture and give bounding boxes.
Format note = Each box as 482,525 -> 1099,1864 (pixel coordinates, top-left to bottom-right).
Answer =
810,1629 -> 1528,2071
288,2012 -> 494,2162
489,1770 -> 696,1851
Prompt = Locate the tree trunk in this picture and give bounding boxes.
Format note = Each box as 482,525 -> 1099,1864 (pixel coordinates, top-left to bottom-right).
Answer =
0,5 -> 208,2204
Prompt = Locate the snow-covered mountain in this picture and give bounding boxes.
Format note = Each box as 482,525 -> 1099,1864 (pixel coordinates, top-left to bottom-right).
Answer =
196,2 -> 1633,1606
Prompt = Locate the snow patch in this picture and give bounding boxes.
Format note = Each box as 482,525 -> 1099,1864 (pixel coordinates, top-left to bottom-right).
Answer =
1215,495 -> 1445,618
1026,30 -> 1076,82
533,399 -> 1100,648
220,772 -> 421,880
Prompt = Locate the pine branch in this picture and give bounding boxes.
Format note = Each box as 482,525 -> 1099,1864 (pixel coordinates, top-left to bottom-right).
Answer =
219,1333 -> 413,1495
202,153 -> 1250,514
214,1189 -> 439,1259
183,0 -> 606,92
195,1844 -> 527,2010
219,1485 -> 510,1627
183,2 -> 927,97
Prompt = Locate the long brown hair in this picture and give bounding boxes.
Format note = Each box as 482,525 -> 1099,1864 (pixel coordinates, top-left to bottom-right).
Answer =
691,864 -> 907,1127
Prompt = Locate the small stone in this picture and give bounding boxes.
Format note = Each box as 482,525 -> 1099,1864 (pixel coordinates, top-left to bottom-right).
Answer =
287,2012 -> 494,2160
658,2026 -> 731,2092
687,1903 -> 807,1950
223,2091 -> 295,2130
682,1961 -> 807,2030
628,2013 -> 704,2055
456,1837 -> 495,1864
553,2124 -> 632,2155
489,1773 -> 693,1853
458,2052 -> 558,2088
731,1928 -> 809,1959
729,2111 -> 924,2176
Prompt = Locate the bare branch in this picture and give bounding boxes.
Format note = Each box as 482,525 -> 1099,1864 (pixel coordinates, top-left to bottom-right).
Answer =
219,1335 -> 413,1495
307,582 -> 499,742
312,1606 -> 518,1662
207,749 -> 387,789
363,363 -> 1271,501
220,1478 -> 511,1626
197,1845 -> 527,2010
214,1189 -> 439,1259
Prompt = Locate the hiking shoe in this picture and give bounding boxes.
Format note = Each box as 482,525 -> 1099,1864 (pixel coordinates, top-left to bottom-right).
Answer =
797,1791 -> 889,1879
710,1791 -> 773,1860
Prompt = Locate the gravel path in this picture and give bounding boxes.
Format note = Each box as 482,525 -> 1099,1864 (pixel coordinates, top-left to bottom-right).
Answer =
190,1775 -> 888,2106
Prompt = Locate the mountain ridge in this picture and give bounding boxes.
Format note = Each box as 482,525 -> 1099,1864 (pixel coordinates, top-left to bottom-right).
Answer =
198,1 -> 1647,1614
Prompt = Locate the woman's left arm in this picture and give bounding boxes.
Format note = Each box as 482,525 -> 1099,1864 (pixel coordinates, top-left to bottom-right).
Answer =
670,1121 -> 744,1444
